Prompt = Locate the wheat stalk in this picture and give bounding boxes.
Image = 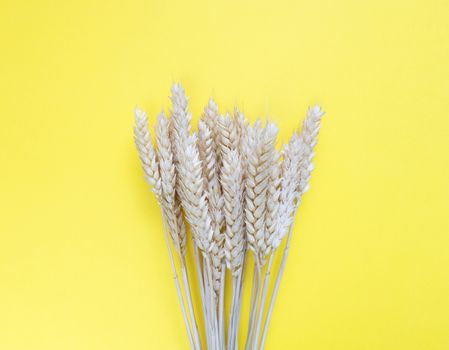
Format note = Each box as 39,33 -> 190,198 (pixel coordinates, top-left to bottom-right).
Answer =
243,120 -> 278,350
198,114 -> 226,347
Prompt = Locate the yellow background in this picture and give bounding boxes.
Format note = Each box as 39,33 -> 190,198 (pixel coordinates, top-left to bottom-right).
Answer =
1,0 -> 449,349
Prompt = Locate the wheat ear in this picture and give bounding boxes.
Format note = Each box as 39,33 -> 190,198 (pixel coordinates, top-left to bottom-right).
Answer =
244,121 -> 265,264
243,121 -> 266,350
155,111 -> 187,255
171,84 -> 213,253
221,148 -> 245,275
134,108 -> 162,198
234,106 -> 248,155
260,105 -> 325,350
198,120 -> 224,297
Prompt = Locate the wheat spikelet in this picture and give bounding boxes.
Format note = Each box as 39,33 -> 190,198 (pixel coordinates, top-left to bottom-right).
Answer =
217,112 -> 239,154
203,98 -> 220,147
155,111 -> 187,256
134,108 -> 162,198
234,107 -> 248,155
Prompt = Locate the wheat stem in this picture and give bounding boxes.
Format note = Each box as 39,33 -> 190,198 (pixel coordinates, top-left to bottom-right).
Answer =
245,261 -> 262,350
227,275 -> 237,348
161,210 -> 195,350
252,252 -> 274,350
249,259 -> 263,349
218,264 -> 226,349
181,257 -> 203,350
259,225 -> 293,350
233,251 -> 247,349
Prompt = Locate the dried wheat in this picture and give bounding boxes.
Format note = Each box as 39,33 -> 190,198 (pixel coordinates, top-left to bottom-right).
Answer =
133,83 -> 326,350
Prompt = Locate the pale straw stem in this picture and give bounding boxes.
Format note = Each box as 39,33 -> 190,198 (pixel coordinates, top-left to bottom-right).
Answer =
259,224 -> 294,350
252,253 -> 274,350
161,211 -> 195,349
181,257 -> 203,350
218,265 -> 226,349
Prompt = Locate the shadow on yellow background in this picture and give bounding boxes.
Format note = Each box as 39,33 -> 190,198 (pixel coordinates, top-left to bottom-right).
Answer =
1,0 -> 448,349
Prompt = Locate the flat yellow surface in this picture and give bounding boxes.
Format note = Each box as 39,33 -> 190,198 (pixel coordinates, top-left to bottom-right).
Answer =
1,0 -> 449,349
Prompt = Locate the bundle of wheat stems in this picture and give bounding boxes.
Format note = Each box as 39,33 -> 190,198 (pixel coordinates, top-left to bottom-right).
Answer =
134,83 -> 324,350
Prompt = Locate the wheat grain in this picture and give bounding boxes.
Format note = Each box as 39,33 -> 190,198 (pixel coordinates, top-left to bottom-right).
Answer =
233,107 -> 247,150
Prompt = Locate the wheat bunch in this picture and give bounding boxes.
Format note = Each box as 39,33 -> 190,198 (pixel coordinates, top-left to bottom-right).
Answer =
133,83 -> 325,350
